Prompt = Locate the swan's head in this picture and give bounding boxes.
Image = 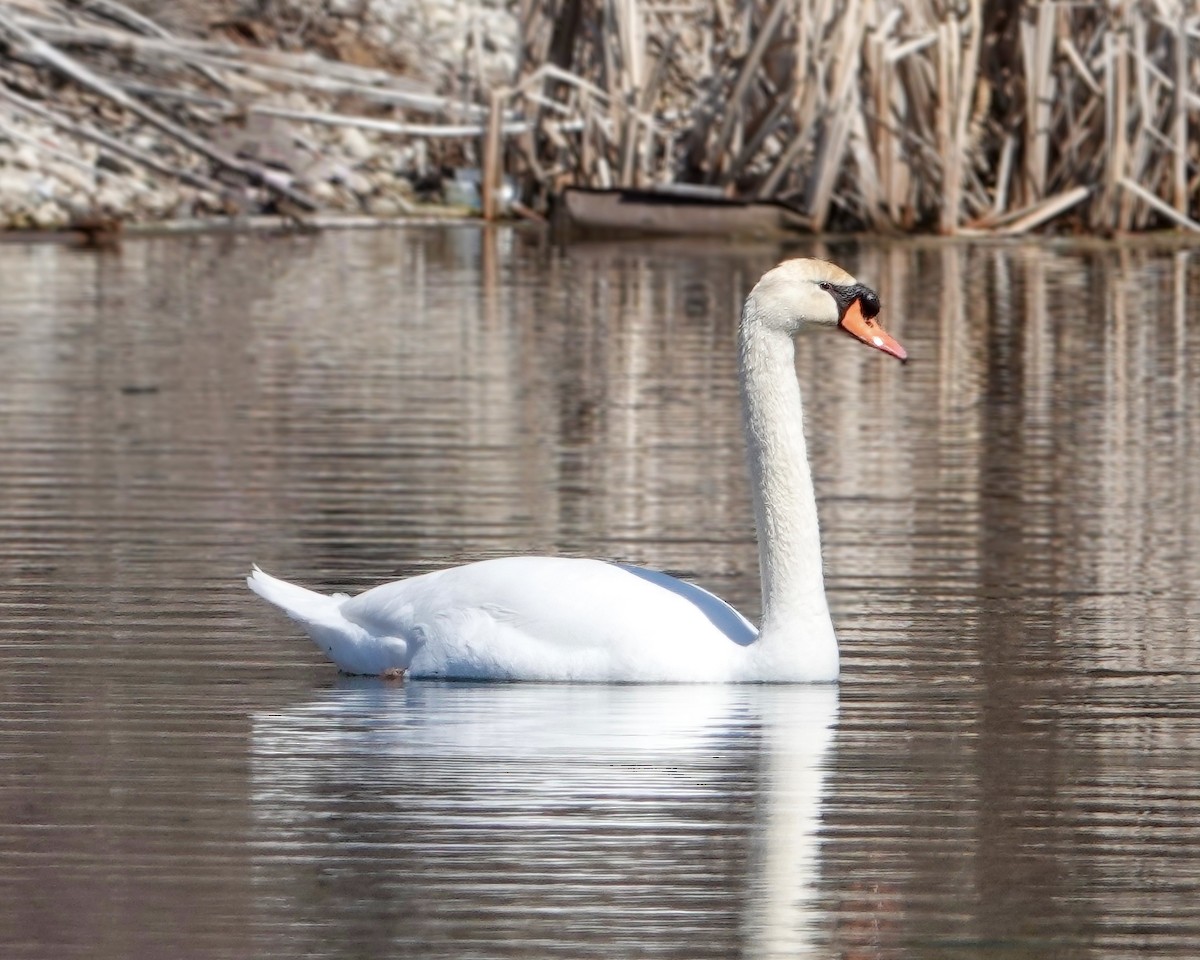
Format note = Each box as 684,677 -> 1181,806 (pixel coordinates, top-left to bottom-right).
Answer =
746,258 -> 907,361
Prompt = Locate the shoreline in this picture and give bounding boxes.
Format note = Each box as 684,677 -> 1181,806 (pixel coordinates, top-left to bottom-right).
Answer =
6,212 -> 1200,253
2,2 -> 1198,237
0,209 -> 484,244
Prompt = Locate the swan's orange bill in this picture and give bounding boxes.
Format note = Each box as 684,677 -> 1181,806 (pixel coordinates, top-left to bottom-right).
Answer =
840,298 -> 908,361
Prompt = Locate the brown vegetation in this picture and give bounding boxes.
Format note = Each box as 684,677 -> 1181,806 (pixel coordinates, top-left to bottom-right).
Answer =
0,0 -> 1197,234
505,0 -> 1200,234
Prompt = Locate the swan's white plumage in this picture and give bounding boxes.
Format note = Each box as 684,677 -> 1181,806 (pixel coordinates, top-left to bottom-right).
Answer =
249,257 -> 903,683
248,558 -> 769,682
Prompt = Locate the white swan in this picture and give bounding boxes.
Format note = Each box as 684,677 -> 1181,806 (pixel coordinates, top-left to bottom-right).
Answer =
248,258 -> 906,682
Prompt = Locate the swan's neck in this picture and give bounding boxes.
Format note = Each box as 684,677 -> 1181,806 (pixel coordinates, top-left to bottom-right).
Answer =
738,300 -> 833,650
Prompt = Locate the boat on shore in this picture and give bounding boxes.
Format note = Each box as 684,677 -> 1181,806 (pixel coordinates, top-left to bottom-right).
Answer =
558,186 -> 810,239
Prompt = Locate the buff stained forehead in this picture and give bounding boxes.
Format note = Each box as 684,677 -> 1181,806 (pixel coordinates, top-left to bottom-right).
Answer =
762,258 -> 858,288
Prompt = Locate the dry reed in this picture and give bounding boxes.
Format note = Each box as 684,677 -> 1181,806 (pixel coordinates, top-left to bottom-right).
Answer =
511,0 -> 1200,234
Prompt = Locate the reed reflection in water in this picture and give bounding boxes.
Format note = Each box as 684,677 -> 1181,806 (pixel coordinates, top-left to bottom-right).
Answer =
0,230 -> 1198,959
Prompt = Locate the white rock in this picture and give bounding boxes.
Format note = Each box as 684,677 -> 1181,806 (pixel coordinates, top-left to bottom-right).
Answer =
326,183 -> 361,210
45,161 -> 95,195
367,0 -> 412,18
12,144 -> 41,170
194,190 -> 223,213
365,169 -> 390,190
162,191 -> 187,218
0,169 -> 34,206
340,126 -> 374,161
31,201 -> 69,229
96,183 -> 133,213
365,22 -> 397,49
366,194 -> 405,217
308,180 -> 339,204
340,171 -> 373,197
283,90 -> 313,111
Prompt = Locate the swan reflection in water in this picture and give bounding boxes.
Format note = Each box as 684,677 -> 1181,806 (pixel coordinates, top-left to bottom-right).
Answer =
250,683 -> 837,959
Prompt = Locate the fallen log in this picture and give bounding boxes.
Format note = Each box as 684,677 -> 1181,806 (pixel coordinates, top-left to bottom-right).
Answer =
996,186 -> 1091,235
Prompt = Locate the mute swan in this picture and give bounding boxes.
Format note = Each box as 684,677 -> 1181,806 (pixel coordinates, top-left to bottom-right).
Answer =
249,258 -> 906,682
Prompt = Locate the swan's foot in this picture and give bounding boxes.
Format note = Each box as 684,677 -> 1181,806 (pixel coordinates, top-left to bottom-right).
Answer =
380,667 -> 406,682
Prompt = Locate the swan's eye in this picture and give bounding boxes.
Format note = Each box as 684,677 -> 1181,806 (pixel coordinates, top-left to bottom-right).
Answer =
818,281 -> 833,292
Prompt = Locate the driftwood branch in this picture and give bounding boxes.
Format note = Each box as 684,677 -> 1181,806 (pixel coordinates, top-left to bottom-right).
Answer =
996,187 -> 1090,235
14,15 -> 485,117
68,0 -> 231,92
107,78 -> 582,138
1118,177 -> 1200,233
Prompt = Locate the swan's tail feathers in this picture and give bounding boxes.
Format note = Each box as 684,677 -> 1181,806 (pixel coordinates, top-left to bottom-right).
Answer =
247,565 -> 343,626
247,566 -> 391,675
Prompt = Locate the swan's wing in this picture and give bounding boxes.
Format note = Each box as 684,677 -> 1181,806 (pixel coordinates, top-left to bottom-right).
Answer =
610,563 -> 757,642
338,556 -> 757,681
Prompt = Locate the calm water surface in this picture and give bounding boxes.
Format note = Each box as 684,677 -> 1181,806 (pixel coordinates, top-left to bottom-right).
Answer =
1,228 -> 1198,958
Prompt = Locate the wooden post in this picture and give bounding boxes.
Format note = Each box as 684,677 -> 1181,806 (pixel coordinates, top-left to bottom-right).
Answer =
1112,14 -> 1132,231
1174,20 -> 1189,217
482,89 -> 505,221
